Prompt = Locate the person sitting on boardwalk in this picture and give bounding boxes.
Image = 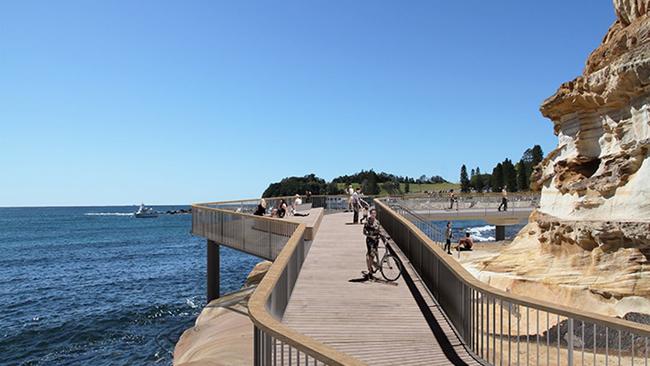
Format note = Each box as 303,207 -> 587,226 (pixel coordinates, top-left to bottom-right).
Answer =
277,199 -> 288,218
363,208 -> 382,279
498,187 -> 508,211
455,232 -> 474,251
291,194 -> 310,217
253,199 -> 267,216
291,194 -> 302,213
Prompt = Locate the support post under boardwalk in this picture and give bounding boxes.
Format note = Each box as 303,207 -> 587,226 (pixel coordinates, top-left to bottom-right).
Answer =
207,240 -> 220,302
495,225 -> 506,241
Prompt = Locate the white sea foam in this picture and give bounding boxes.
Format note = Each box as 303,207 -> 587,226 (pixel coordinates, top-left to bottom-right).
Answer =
84,212 -> 133,216
185,297 -> 198,309
468,225 -> 495,242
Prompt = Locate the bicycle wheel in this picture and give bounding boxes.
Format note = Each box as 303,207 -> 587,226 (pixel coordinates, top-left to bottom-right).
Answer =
380,255 -> 402,281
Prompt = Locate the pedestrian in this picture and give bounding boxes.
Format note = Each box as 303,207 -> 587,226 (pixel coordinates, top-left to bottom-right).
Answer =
498,187 -> 508,211
444,221 -> 453,254
253,199 -> 267,216
277,199 -> 288,218
448,189 -> 457,209
351,188 -> 361,224
347,184 -> 354,212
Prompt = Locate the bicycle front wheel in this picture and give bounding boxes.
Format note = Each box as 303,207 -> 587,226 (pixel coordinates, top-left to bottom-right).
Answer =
380,255 -> 402,282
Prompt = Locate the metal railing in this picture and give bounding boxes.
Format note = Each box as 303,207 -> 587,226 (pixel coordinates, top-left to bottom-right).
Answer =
389,194 -> 539,219
375,198 -> 650,366
193,203 -> 299,260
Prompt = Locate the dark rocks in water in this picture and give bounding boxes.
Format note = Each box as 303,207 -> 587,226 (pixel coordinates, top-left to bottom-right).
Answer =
165,208 -> 192,215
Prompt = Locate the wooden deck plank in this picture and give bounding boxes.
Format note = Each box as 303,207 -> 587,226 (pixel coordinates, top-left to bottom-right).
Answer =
282,212 -> 479,365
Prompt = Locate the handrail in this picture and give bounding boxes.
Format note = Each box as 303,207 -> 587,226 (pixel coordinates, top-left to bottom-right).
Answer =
192,200 -> 365,365
375,197 -> 650,366
376,197 -> 650,335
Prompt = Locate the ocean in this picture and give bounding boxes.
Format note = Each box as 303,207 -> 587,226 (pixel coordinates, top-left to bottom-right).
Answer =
0,206 -> 259,366
428,220 -> 525,242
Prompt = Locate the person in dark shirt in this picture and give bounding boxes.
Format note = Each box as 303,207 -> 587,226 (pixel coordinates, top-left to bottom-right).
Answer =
277,199 -> 288,218
444,221 -> 453,254
253,199 -> 267,216
363,208 -> 382,279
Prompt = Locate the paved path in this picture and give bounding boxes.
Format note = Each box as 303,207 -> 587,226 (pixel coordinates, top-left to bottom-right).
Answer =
282,212 -> 482,365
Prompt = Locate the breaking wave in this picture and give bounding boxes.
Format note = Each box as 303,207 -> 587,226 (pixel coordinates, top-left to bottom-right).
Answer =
468,225 -> 495,242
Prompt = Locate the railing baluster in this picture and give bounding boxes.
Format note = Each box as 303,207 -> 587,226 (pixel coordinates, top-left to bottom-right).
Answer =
537,309 -> 540,366
557,314 -> 560,366
546,311 -> 551,365
581,321 -> 585,366
527,307 -> 530,366
517,303 -> 520,366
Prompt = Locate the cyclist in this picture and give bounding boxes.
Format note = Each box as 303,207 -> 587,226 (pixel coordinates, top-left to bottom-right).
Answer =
363,208 -> 382,279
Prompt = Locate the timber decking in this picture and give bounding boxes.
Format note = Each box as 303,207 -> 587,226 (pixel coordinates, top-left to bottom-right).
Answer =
282,212 -> 482,365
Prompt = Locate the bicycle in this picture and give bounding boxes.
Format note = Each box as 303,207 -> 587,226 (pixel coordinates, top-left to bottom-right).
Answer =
367,235 -> 403,282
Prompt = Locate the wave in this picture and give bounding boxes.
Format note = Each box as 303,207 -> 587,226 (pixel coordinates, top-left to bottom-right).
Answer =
84,212 -> 133,216
468,225 -> 495,242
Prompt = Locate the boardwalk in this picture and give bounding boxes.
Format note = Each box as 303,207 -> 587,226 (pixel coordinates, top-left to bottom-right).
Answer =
282,212 -> 482,365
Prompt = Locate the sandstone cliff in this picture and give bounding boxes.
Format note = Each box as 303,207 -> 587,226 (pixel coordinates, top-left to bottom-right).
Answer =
173,261 -> 271,366
480,0 -> 650,315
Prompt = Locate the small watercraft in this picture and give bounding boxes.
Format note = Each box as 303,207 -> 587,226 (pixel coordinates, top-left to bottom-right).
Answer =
134,204 -> 158,218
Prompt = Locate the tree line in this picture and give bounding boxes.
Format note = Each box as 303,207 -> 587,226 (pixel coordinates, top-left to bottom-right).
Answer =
459,145 -> 543,193
262,170 -> 449,198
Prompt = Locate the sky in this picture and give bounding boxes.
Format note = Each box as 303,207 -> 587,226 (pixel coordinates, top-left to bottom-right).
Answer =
0,1 -> 616,206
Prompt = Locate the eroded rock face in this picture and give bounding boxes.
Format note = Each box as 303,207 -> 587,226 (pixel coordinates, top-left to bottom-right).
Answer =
532,0 -> 650,224
483,1 -> 650,309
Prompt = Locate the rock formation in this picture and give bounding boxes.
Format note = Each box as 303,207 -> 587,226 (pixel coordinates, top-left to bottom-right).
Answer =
173,261 -> 272,366
481,0 -> 650,316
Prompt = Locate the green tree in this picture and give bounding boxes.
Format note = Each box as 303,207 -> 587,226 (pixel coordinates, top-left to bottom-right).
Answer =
262,174 -> 327,197
460,165 -> 470,193
326,182 -> 341,195
531,145 -> 544,166
362,175 -> 380,195
502,159 -> 518,192
404,179 -> 410,194
516,159 -> 528,191
380,180 -> 400,195
491,163 -> 504,192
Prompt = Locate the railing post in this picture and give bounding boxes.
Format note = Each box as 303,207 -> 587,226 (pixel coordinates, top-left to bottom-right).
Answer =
568,318 -> 574,366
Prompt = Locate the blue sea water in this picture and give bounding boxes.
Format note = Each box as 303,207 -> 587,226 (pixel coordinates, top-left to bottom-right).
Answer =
0,206 -> 259,366
427,220 -> 525,242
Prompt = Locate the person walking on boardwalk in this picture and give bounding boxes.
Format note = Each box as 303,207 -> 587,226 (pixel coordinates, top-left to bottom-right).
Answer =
351,188 -> 361,224
498,187 -> 508,212
448,189 -> 457,209
444,221 -> 453,254
363,208 -> 382,279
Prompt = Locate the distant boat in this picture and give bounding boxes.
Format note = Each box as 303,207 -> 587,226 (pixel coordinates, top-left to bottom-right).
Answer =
134,204 -> 158,218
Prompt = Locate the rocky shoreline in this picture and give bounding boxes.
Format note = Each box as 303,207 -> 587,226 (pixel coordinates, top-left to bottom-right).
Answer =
173,261 -> 271,366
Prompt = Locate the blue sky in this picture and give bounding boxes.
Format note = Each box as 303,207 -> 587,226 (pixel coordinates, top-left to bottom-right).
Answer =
0,1 -> 615,206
